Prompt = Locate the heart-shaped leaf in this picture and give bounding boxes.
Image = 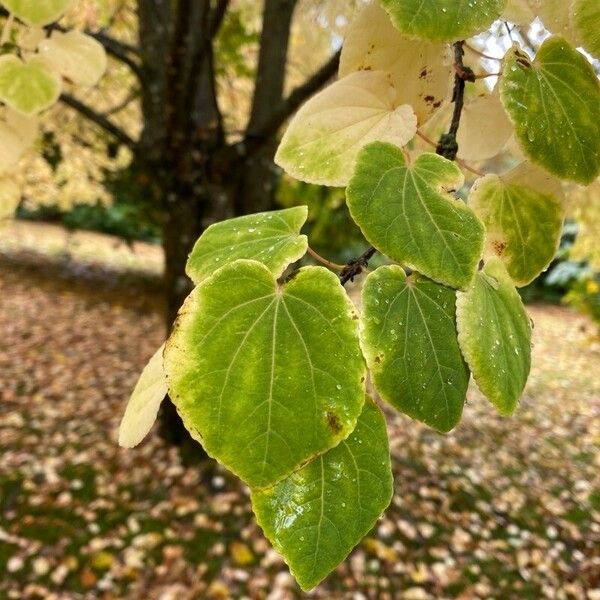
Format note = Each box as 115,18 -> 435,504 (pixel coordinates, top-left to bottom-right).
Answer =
378,0 -> 506,42
346,142 -> 484,289
500,37 -> 600,184
186,207 -> 308,284
360,266 -> 469,432
528,0 -> 576,40
252,398 -> 393,591
38,31 -> 107,87
164,260 -> 366,488
339,2 -> 452,125
2,0 -> 73,26
118,344 -> 167,449
469,162 -> 565,286
456,258 -> 531,415
275,70 -> 417,187
0,55 -> 61,116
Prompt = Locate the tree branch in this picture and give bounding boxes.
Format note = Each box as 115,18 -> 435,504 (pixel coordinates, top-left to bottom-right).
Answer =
210,0 -> 231,38
60,93 -> 137,151
242,48 -> 341,155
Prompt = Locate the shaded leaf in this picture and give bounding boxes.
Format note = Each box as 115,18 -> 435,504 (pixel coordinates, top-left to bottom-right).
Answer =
118,344 -> 167,449
360,266 -> 469,432
378,0 -> 506,42
502,0 -> 535,25
456,257 -> 531,415
346,142 -> 484,289
500,37 -> 600,184
572,0 -> 600,59
469,162 -> 565,286
164,260 -> 366,488
339,2 -> 452,124
275,71 -> 417,187
252,398 -> 392,591
186,207 -> 308,284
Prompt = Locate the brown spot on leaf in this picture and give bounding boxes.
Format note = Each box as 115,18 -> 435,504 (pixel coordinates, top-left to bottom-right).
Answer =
492,240 -> 507,256
420,68 -> 428,79
326,411 -> 343,434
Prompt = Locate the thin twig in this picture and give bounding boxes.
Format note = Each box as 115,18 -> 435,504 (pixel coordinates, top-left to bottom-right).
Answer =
0,12 -> 14,46
307,246 -> 345,271
464,42 -> 502,62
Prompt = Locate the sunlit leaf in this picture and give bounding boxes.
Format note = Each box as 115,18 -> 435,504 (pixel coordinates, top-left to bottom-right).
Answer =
38,31 -> 107,87
1,0 -> 73,26
339,2 -> 452,125
500,37 -> 600,185
346,142 -> 484,289
360,266 -> 468,432
378,0 -> 506,42
164,259 -> 366,488
456,257 -> 531,415
118,344 -> 167,449
0,108 -> 38,172
252,398 -> 392,591
0,55 -> 61,116
470,162 -> 565,286
186,207 -> 308,284
0,176 -> 20,219
457,92 -> 513,161
275,70 -> 417,187
572,0 -> 600,59
502,0 -> 535,25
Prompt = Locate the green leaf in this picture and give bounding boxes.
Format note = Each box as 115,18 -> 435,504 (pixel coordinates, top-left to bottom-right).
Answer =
500,37 -> 600,185
469,162 -> 565,286
252,398 -> 392,591
346,142 -> 484,289
2,0 -> 73,26
456,258 -> 531,415
572,0 -> 600,59
378,0 -> 506,42
164,259 -> 366,488
186,207 -> 308,284
0,55 -> 61,116
275,70 -> 417,187
118,344 -> 167,449
360,266 -> 469,432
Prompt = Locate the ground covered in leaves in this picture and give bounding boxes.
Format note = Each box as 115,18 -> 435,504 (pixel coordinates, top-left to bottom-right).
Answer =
0,227 -> 599,599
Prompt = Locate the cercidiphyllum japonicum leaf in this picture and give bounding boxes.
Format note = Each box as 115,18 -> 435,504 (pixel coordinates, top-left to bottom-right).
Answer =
118,344 -> 167,449
378,0 -> 506,42
1,0 -> 73,26
38,31 -> 107,87
186,207 -> 308,285
164,259 -> 366,489
456,92 -> 513,162
499,37 -> 600,185
346,142 -> 485,289
469,162 -> 565,286
0,177 -> 20,219
360,266 -> 469,433
0,55 -> 61,116
274,70 -> 417,187
502,0 -> 535,25
251,398 -> 392,592
339,2 -> 452,125
528,0 -> 576,41
572,0 -> 600,59
456,257 -> 531,415
0,108 -> 38,172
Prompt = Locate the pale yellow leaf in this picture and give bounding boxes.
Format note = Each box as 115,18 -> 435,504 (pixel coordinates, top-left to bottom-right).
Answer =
0,177 -> 20,219
0,108 -> 39,172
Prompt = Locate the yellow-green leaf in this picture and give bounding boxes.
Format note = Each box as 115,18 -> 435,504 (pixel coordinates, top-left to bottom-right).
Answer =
0,108 -> 38,172
469,162 -> 565,286
118,344 -> 167,449
275,71 -> 417,187
252,398 -> 392,591
572,0 -> 600,59
0,55 -> 61,116
499,37 -> 600,185
164,260 -> 366,488
1,0 -> 73,26
456,258 -> 531,415
360,266 -> 469,432
186,207 -> 308,285
346,142 -> 484,289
